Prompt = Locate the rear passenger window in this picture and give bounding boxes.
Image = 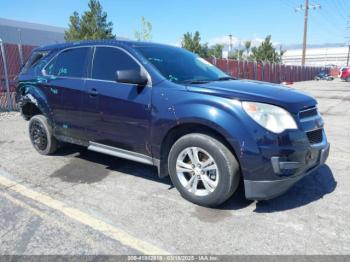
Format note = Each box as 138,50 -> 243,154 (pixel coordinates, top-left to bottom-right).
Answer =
92,47 -> 140,81
45,47 -> 90,78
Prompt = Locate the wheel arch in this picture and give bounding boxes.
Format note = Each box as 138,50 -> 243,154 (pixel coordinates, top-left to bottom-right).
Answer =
17,84 -> 53,125
157,121 -> 241,178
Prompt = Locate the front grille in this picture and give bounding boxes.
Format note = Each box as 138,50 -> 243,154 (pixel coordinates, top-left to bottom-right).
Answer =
299,107 -> 318,119
306,129 -> 323,144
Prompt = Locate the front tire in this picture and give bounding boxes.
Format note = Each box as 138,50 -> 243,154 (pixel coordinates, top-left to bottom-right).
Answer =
29,115 -> 58,155
346,76 -> 350,82
168,133 -> 240,207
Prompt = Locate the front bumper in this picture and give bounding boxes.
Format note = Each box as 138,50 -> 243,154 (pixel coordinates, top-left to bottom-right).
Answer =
244,142 -> 330,200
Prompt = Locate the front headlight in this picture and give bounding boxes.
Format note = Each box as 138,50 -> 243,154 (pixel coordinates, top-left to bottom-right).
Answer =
242,101 -> 298,133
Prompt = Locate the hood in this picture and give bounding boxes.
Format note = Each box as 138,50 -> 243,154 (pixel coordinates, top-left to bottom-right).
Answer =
185,79 -> 316,113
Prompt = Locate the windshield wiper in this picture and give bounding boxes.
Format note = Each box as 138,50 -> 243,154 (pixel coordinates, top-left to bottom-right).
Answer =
181,79 -> 211,84
180,77 -> 236,84
216,76 -> 236,81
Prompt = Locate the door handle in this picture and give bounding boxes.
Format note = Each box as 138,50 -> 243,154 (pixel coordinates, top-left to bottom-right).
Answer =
89,88 -> 99,97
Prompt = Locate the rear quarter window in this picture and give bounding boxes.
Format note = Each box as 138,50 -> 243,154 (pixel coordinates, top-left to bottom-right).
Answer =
21,51 -> 49,74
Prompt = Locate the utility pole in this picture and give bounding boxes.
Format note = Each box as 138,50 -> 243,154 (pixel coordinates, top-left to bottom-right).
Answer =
347,42 -> 350,66
347,20 -> 350,66
301,0 -> 309,66
228,34 -> 233,55
295,2 -> 321,66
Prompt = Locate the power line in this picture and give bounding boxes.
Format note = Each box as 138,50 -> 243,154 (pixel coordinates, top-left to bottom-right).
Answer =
317,10 -> 347,36
279,0 -> 295,9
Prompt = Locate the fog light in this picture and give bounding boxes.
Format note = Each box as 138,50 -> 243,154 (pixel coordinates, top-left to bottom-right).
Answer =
271,157 -> 301,176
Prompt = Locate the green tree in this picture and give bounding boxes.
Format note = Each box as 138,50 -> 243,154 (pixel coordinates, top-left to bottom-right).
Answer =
250,35 -> 284,63
135,16 -> 152,41
65,0 -> 115,41
229,49 -> 244,60
181,31 -> 219,58
244,41 -> 251,57
200,43 -> 210,58
209,44 -> 224,59
181,31 -> 203,55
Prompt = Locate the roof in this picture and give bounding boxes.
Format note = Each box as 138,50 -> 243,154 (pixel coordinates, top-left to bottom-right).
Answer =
35,39 -> 175,52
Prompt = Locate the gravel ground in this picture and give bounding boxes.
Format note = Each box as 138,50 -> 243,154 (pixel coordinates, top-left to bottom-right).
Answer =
0,111 -> 21,121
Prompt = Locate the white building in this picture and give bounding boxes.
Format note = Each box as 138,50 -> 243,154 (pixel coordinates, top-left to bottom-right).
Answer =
283,46 -> 349,67
0,17 -> 65,46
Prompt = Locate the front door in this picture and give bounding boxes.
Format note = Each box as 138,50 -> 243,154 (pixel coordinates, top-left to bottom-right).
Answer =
83,46 -> 152,156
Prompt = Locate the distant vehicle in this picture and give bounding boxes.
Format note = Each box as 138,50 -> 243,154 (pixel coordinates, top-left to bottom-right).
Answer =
338,67 -> 349,78
16,40 -> 330,207
340,67 -> 350,82
314,71 -> 334,81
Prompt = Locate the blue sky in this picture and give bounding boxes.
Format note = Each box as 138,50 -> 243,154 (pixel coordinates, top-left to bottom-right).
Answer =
0,0 -> 349,47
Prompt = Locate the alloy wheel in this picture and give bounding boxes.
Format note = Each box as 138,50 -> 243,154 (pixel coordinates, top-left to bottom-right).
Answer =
176,147 -> 219,196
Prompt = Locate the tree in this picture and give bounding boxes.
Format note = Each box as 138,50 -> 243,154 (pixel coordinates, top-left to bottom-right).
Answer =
209,44 -> 224,59
244,41 -> 251,57
250,35 -> 284,63
200,43 -> 210,58
181,31 -> 222,58
65,0 -> 115,41
135,16 -> 152,41
181,31 -> 203,55
228,49 -> 244,60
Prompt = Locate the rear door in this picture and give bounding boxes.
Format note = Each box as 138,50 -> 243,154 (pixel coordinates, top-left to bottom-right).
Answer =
43,47 -> 91,139
83,46 -> 152,155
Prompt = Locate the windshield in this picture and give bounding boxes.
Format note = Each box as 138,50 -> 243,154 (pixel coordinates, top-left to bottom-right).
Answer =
135,46 -> 230,84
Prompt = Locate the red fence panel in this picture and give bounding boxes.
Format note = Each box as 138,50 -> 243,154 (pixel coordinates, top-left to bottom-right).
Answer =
210,58 -> 327,83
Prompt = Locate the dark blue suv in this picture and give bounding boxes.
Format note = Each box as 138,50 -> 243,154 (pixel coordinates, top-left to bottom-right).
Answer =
16,40 -> 330,207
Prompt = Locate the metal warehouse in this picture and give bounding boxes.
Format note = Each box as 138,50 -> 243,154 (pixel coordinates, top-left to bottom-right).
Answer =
0,17 -> 65,46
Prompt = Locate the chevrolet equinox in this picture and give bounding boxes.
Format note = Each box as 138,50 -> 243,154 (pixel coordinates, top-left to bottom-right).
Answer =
16,40 -> 330,207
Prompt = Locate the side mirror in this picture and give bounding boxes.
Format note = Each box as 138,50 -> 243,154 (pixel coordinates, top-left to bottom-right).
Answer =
115,68 -> 148,86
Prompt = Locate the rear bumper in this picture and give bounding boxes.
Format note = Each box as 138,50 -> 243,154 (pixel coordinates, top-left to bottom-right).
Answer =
244,143 -> 330,200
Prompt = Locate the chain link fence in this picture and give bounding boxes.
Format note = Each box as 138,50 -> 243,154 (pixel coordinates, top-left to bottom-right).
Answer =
1,41 -> 325,112
0,40 -> 35,111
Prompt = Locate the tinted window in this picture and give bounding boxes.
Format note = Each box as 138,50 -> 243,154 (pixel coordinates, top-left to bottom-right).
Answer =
92,47 -> 140,81
135,46 -> 229,84
46,47 -> 90,78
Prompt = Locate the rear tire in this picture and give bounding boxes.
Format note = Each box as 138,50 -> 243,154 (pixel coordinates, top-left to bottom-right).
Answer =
168,133 -> 240,207
346,76 -> 350,82
29,115 -> 58,155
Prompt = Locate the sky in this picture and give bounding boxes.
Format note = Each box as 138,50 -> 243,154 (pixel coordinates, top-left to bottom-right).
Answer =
0,0 -> 349,48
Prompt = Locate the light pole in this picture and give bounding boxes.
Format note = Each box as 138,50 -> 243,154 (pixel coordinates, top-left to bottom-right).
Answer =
228,34 -> 233,55
17,29 -> 24,66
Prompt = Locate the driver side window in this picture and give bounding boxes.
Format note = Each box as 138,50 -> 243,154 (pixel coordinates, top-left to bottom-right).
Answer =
92,47 -> 140,81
